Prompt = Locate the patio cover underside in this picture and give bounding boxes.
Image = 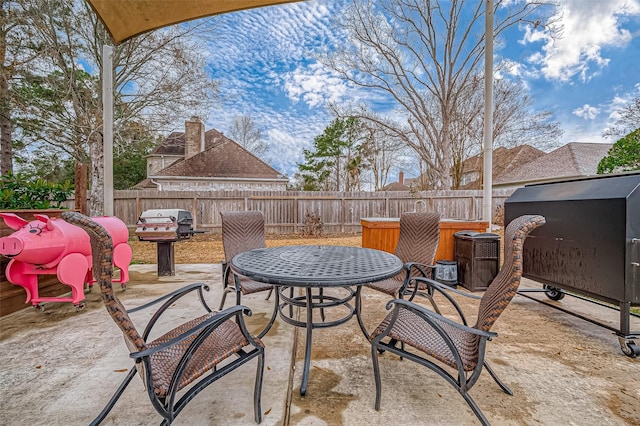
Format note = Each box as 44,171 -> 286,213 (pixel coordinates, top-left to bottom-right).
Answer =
86,0 -> 304,44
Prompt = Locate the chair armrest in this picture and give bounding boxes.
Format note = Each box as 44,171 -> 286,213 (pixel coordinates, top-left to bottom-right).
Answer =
398,262 -> 436,297
386,298 -> 497,339
126,282 -> 214,341
130,305 -> 255,359
421,278 -> 483,300
411,277 -> 481,325
404,262 -> 436,277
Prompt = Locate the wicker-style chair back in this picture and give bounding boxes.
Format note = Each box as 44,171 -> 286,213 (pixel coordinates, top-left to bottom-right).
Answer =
63,211 -> 146,352
221,211 -> 266,262
394,212 -> 440,267
364,212 -> 441,301
218,211 -> 277,337
475,214 -> 545,332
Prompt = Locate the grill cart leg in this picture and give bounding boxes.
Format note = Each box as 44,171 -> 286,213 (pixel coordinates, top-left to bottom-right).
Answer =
156,241 -> 175,276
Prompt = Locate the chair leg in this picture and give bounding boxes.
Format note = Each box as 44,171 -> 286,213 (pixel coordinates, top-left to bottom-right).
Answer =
483,361 -> 513,395
355,286 -> 370,339
371,342 -> 383,410
285,287 -> 294,318
319,288 -> 325,322
254,348 -> 265,424
218,287 -> 235,310
90,367 -> 137,426
459,390 -> 491,426
257,289 -> 279,339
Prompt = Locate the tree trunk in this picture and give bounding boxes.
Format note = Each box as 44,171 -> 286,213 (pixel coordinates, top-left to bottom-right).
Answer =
88,133 -> 104,216
0,108 -> 11,175
0,20 -> 12,175
74,162 -> 88,215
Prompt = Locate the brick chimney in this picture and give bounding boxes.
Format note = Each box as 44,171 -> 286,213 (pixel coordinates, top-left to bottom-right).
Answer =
398,170 -> 404,185
184,117 -> 205,160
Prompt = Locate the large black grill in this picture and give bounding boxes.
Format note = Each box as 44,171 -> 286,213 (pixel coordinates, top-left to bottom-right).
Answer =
504,172 -> 639,357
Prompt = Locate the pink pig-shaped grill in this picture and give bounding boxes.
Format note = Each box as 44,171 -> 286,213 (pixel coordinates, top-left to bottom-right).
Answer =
0,213 -> 132,310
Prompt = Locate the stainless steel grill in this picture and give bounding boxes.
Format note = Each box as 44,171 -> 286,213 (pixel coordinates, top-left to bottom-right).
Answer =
134,209 -> 203,276
135,209 -> 197,242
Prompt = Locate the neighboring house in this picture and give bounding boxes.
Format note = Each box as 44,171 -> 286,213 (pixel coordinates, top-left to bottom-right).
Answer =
459,144 -> 544,189
135,119 -> 288,191
381,171 -> 413,191
493,142 -> 613,190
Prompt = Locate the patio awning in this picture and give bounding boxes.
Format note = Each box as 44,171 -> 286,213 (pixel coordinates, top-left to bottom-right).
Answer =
86,0 -> 305,44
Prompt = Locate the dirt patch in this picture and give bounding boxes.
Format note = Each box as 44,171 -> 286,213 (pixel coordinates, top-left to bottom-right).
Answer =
128,233 -> 363,265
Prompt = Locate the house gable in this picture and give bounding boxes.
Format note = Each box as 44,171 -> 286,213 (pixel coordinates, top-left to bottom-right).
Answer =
459,144 -> 544,189
494,142 -> 612,188
156,139 -> 283,179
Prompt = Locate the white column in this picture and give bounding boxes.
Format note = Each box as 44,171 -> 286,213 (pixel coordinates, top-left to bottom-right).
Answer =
482,0 -> 494,229
103,45 -> 114,216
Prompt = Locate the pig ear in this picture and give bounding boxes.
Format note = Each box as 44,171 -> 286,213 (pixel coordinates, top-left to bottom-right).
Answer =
33,214 -> 56,231
34,214 -> 50,223
0,213 -> 29,230
46,217 -> 58,231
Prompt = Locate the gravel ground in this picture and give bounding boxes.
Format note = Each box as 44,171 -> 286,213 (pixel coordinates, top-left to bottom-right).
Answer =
128,233 -> 363,264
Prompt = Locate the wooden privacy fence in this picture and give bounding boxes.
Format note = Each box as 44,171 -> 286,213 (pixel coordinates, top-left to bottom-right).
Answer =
81,189 -> 515,234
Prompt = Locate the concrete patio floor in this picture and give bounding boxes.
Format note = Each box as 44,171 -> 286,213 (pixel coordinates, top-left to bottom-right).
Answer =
0,264 -> 638,425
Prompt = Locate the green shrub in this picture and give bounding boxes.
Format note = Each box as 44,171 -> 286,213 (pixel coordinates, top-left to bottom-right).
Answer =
0,171 -> 74,209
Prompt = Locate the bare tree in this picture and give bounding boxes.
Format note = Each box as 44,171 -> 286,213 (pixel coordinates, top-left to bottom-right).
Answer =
449,77 -> 562,188
322,0 -> 560,189
11,0 -> 218,214
0,0 -> 40,175
229,115 -> 268,158
603,96 -> 640,138
359,118 -> 412,190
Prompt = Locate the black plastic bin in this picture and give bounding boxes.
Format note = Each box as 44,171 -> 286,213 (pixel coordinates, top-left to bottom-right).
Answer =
454,231 -> 500,292
433,260 -> 458,286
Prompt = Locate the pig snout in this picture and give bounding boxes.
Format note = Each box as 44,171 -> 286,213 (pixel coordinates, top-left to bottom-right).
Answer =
0,237 -> 23,257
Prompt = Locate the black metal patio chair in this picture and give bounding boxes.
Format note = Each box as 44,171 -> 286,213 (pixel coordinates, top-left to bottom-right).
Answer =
366,212 -> 441,300
370,214 -> 545,426
356,212 -> 441,338
219,211 -> 279,337
62,212 -> 265,425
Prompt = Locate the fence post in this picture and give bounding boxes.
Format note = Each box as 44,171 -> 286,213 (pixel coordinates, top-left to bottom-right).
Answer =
192,196 -> 198,229
294,196 -> 299,233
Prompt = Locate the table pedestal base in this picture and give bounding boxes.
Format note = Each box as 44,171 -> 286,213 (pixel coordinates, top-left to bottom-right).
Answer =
278,286 -> 365,396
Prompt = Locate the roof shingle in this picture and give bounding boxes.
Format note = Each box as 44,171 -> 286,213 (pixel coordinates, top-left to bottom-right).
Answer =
154,138 -> 283,179
494,142 -> 612,185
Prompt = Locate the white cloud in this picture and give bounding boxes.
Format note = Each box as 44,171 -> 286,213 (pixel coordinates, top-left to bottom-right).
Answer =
283,63 -> 348,107
573,104 -> 600,120
524,0 -> 640,82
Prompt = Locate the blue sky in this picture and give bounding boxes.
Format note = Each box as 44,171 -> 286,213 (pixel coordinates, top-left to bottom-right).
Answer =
184,0 -> 640,180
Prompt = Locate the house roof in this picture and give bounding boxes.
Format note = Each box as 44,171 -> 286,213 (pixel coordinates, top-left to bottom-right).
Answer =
494,142 -> 612,185
153,137 -> 284,179
460,144 -> 544,189
149,129 -> 226,156
381,182 -> 410,191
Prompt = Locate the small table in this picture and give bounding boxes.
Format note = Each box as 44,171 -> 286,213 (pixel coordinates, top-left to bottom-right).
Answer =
231,245 -> 403,395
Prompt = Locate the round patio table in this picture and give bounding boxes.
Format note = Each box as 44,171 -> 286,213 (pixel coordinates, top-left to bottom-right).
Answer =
231,245 -> 403,395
